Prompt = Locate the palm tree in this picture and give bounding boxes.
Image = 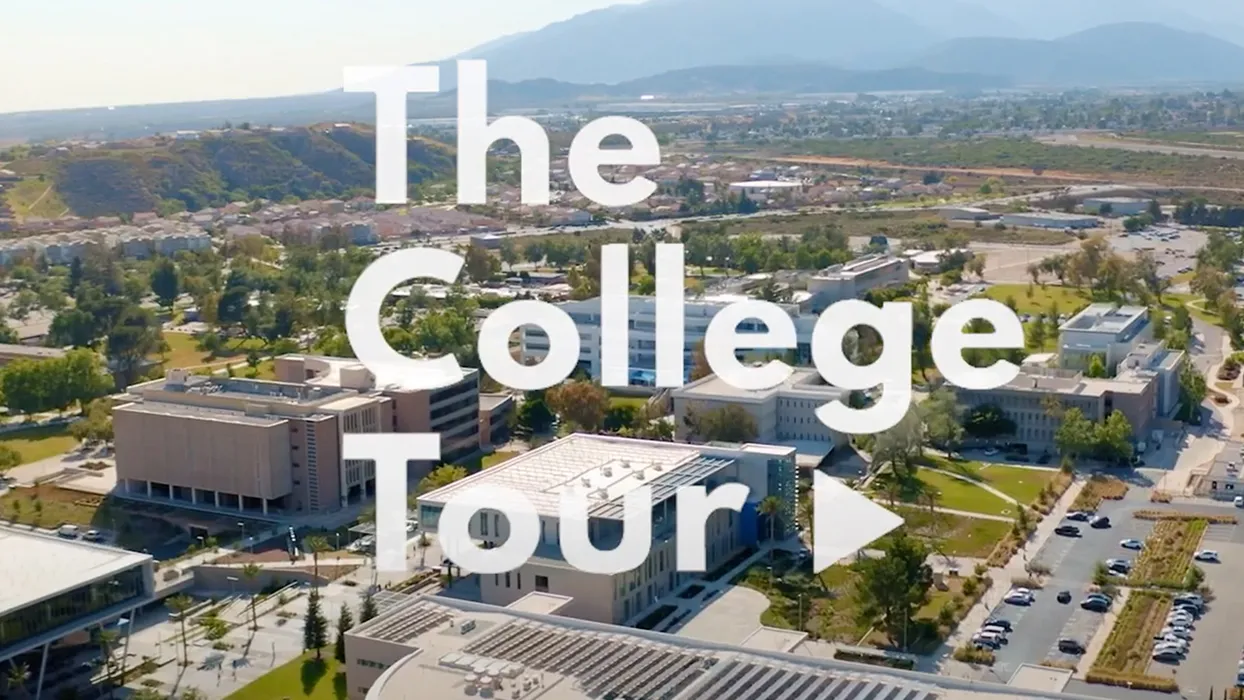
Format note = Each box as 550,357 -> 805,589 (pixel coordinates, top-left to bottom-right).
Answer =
97,627 -> 120,696
165,594 -> 194,666
5,662 -> 30,699
758,496 -> 783,559
304,535 -> 330,586
241,563 -> 262,630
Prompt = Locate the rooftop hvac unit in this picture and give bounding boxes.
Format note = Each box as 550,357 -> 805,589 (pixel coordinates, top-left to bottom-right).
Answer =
602,465 -> 613,477
651,461 -> 663,472
635,470 -> 646,481
581,477 -> 592,487
620,460 -> 632,471
594,488 -> 609,499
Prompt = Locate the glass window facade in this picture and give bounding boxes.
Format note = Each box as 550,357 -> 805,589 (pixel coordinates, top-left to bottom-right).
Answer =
0,566 -> 145,650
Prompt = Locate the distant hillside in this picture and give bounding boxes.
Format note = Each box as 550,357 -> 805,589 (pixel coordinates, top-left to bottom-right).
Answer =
906,23 -> 1244,86
34,125 -> 454,217
612,64 -> 1009,94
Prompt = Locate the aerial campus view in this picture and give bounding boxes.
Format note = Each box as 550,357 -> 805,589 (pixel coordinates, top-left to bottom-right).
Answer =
15,2 -> 1244,700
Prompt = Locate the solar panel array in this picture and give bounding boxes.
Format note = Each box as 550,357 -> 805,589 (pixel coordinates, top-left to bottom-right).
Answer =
462,620 -> 716,699
695,659 -> 941,700
360,597 -> 453,643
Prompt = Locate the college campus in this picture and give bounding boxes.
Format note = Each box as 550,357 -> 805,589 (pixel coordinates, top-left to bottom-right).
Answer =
15,2 -> 1244,699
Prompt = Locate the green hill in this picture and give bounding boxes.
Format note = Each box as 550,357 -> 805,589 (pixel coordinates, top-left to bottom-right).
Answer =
23,124 -> 455,218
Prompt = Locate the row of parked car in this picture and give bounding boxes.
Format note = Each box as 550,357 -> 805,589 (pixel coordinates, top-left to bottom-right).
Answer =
1054,511 -> 1111,538
1152,593 -> 1206,663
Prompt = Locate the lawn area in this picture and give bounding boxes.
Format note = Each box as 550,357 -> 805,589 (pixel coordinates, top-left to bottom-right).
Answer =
922,455 -> 1057,506
0,424 -> 79,469
153,332 -> 269,371
226,653 -> 345,700
911,469 -> 1016,518
608,395 -> 649,411
482,451 -> 519,468
3,177 -> 68,219
890,507 -> 1012,558
976,284 -> 1091,316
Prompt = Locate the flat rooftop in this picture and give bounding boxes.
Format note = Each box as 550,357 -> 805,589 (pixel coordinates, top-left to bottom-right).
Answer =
0,527 -> 151,614
139,374 -> 349,405
417,434 -> 731,519
355,593 -> 1098,700
113,400 -> 288,427
1060,303 -> 1148,336
0,343 -> 66,360
673,368 -> 849,402
478,393 -> 513,411
815,254 -> 904,278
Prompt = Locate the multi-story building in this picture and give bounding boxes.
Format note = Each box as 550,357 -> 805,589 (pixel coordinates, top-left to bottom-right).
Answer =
1057,303 -> 1153,371
672,369 -> 851,454
804,254 -> 909,312
273,354 -> 484,468
1,526 -> 155,693
415,434 -> 797,625
523,295 -> 818,384
345,592 -> 1096,700
113,371 -> 391,515
478,393 -> 515,447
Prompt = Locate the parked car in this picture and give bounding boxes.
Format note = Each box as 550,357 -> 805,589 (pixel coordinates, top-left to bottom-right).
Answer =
1153,649 -> 1183,662
1081,598 -> 1110,612
82,530 -> 103,542
1119,539 -> 1144,550
1090,515 -> 1111,529
983,618 -> 1012,632
1194,550 -> 1220,563
1158,627 -> 1193,640
973,631 -> 1006,646
1057,639 -> 1085,655
980,625 -> 1010,638
1055,525 -> 1081,537
1066,511 -> 1092,522
1057,590 -> 1072,604
57,525 -> 80,539
1004,592 -> 1034,606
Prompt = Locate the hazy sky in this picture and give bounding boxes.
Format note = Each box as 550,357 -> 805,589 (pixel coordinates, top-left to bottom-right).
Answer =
1,0 -> 644,114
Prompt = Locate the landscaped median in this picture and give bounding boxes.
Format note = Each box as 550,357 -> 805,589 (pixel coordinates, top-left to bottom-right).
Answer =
1127,520 -> 1208,590
1085,590 -> 1179,693
1134,510 -> 1238,524
1070,474 -> 1129,512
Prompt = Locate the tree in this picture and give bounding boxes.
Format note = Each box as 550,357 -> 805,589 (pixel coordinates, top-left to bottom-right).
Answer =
546,380 -> 610,432
335,603 -> 354,663
1177,362 -> 1208,421
463,243 -> 500,283
1085,354 -> 1108,378
359,590 -> 379,623
515,390 -> 556,435
683,403 -> 758,443
106,306 -> 161,384
853,531 -> 933,648
871,407 -> 925,477
5,662 -> 30,699
150,258 -> 182,310
1054,407 -> 1096,463
758,495 -> 783,553
304,535 -> 330,585
241,563 -> 262,630
303,590 -> 329,660
166,594 -> 194,665
918,388 -> 964,453
690,340 -> 712,381
417,465 -> 468,495
1095,410 -> 1134,464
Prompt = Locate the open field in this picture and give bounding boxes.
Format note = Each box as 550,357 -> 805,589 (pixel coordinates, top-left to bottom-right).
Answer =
909,469 -> 1015,518
923,455 -> 1058,506
891,506 -> 1012,558
976,284 -> 1092,316
225,653 -> 345,700
681,210 -> 1075,245
2,177 -> 68,219
0,423 -> 78,469
153,332 -> 269,371
1086,591 -> 1177,692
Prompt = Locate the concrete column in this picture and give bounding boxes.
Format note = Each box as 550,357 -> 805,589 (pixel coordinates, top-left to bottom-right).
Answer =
214,492 -> 220,509
190,489 -> 197,505
262,500 -> 268,515
146,481 -> 152,498
239,494 -> 245,513
33,641 -> 50,700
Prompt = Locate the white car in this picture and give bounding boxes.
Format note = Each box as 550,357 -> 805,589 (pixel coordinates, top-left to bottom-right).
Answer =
1004,592 -> 1033,606
1194,550 -> 1220,563
1159,627 -> 1193,640
1119,539 -> 1144,550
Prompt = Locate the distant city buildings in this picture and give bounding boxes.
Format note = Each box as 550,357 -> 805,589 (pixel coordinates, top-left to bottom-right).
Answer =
0,225 -> 211,266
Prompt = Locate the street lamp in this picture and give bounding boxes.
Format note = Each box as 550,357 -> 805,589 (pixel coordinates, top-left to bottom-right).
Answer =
116,616 -> 134,698
227,576 -> 239,599
237,522 -> 246,551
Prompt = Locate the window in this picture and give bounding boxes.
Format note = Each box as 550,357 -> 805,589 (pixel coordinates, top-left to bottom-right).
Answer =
516,572 -> 522,589
480,513 -> 489,536
535,575 -> 549,592
505,571 -> 511,588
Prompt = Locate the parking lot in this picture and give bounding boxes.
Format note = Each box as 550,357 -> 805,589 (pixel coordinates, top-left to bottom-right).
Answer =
1156,519 -> 1244,699
986,493 -> 1154,680
1109,225 -> 1206,280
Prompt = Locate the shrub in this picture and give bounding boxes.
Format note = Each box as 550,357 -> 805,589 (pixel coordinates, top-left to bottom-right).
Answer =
1134,510 -> 1236,524
1084,670 -> 1178,692
953,646 -> 995,665
1091,590 -> 1172,682
1072,474 -> 1128,511
1128,520 -> 1207,589
833,650 -> 915,670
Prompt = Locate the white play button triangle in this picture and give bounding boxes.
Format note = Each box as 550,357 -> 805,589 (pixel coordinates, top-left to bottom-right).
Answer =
813,470 -> 905,572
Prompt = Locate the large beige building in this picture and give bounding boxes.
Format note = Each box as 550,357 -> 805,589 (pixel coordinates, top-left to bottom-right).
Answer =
415,434 -> 797,626
113,356 -> 488,516
345,592 -> 1092,700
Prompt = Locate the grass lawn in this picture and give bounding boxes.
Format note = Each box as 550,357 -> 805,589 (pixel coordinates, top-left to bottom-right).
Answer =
482,451 -> 519,468
153,332 -> 269,371
977,284 -> 1091,316
225,653 -> 345,700
922,455 -> 1056,505
609,395 -> 649,411
4,177 -> 68,219
0,424 -> 79,469
911,469 -> 1015,518
892,507 -> 1012,558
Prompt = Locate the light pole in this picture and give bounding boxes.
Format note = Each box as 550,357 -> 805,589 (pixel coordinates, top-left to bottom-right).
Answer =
116,615 -> 133,698
227,576 -> 239,600
237,522 -> 246,552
